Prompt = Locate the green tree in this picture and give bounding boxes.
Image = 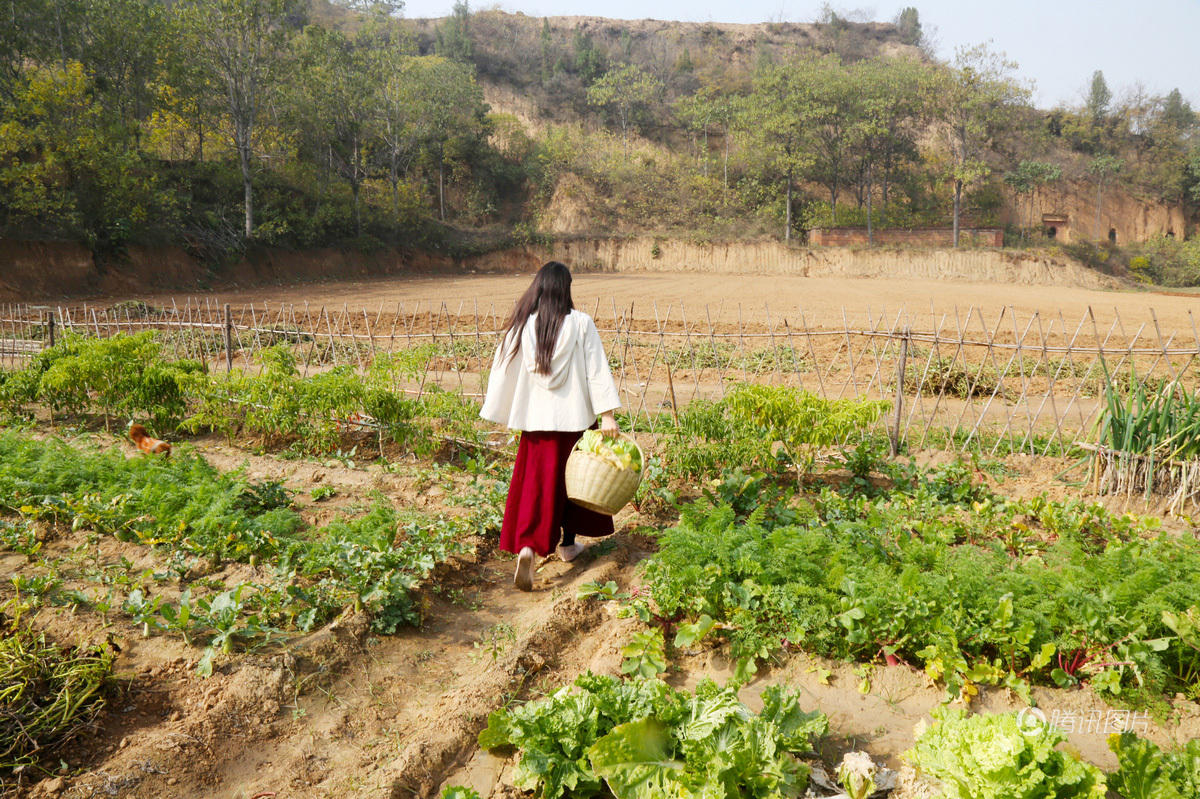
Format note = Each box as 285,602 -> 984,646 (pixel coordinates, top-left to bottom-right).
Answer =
1127,89 -> 1198,204
938,44 -> 1031,246
1161,88 -> 1195,130
155,9 -> 224,162
538,18 -> 554,85
1188,144 -> 1200,204
586,64 -> 661,157
674,85 -> 715,176
1058,109 -> 1103,155
374,44 -> 422,219
852,56 -> 937,221
847,57 -> 935,239
894,7 -> 922,47
619,29 -> 633,61
0,61 -> 172,246
1,0 -> 168,135
1025,160 -> 1063,234
572,29 -> 603,85
180,0 -> 299,239
0,0 -> 86,94
384,55 -> 488,221
675,48 -> 694,74
1004,160 -> 1061,240
1086,70 -> 1111,122
435,0 -> 472,63
291,25 -> 380,233
796,55 -> 870,224
76,0 -> 168,134
1003,167 -> 1035,225
741,62 -> 818,241
339,0 -> 402,14
1088,154 -> 1123,241
674,90 -> 713,175
675,84 -> 739,189
1,0 -> 41,94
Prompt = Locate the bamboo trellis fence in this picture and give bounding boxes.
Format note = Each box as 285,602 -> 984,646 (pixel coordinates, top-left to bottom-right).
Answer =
3,298 -> 1200,456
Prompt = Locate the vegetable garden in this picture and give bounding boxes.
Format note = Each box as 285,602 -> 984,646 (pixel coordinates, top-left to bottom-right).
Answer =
7,298 -> 1200,459
0,298 -> 1198,798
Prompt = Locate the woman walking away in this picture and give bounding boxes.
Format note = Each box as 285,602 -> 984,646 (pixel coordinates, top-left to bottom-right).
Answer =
481,261 -> 622,591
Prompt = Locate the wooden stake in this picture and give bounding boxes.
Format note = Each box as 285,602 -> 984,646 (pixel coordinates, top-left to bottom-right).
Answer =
890,327 -> 910,456
223,303 -> 233,372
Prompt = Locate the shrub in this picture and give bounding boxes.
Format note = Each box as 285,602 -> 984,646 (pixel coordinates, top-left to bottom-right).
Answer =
183,343 -> 484,455
1125,236 -> 1200,287
3,332 -> 203,431
663,384 -> 888,482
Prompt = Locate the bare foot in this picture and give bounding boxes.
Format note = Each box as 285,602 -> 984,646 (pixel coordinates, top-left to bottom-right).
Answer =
514,547 -> 535,591
557,542 -> 586,563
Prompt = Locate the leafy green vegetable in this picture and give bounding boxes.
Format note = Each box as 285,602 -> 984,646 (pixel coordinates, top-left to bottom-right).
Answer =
587,718 -> 687,799
439,787 -> 482,799
673,615 -> 715,649
641,478 -> 1200,699
579,430 -> 642,472
837,752 -> 878,799
621,629 -> 667,678
905,708 -> 1106,799
478,673 -> 826,799
310,485 -> 338,501
1108,732 -> 1200,799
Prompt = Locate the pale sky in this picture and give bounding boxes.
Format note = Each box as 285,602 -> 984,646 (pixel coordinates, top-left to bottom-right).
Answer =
403,0 -> 1200,110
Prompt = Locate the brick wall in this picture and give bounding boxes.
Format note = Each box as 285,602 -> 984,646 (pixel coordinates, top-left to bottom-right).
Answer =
809,227 -> 1004,247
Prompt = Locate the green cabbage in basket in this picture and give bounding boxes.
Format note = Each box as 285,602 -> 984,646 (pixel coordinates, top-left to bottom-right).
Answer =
579,430 -> 642,473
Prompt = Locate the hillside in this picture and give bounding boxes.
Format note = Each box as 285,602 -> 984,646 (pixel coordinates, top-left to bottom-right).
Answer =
2,0 -> 1198,288
396,7 -> 1195,260
405,12 -> 925,116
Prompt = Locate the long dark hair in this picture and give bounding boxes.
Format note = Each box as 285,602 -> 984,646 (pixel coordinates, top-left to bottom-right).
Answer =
502,261 -> 574,374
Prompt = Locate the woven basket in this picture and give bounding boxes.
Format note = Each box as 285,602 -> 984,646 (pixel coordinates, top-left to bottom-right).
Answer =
565,433 -> 645,515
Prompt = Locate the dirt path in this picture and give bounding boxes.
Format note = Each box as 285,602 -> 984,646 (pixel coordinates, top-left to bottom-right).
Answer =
122,272 -> 1200,334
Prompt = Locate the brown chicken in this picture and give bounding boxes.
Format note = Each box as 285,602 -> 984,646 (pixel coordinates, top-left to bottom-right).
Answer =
128,423 -> 171,456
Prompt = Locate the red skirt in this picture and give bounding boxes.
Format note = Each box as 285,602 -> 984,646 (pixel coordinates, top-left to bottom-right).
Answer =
499,430 -> 615,557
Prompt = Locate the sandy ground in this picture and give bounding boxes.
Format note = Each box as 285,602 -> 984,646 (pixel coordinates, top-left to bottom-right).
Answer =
127,272 -> 1200,335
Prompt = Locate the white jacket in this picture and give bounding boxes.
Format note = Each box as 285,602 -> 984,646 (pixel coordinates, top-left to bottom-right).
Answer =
481,309 -> 621,432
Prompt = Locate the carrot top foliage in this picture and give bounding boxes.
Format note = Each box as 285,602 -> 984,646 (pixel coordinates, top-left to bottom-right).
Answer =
0,432 -> 485,672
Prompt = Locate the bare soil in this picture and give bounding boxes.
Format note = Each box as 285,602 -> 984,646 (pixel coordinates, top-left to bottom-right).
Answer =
120,271 -> 1200,336
5,434 -> 1200,799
